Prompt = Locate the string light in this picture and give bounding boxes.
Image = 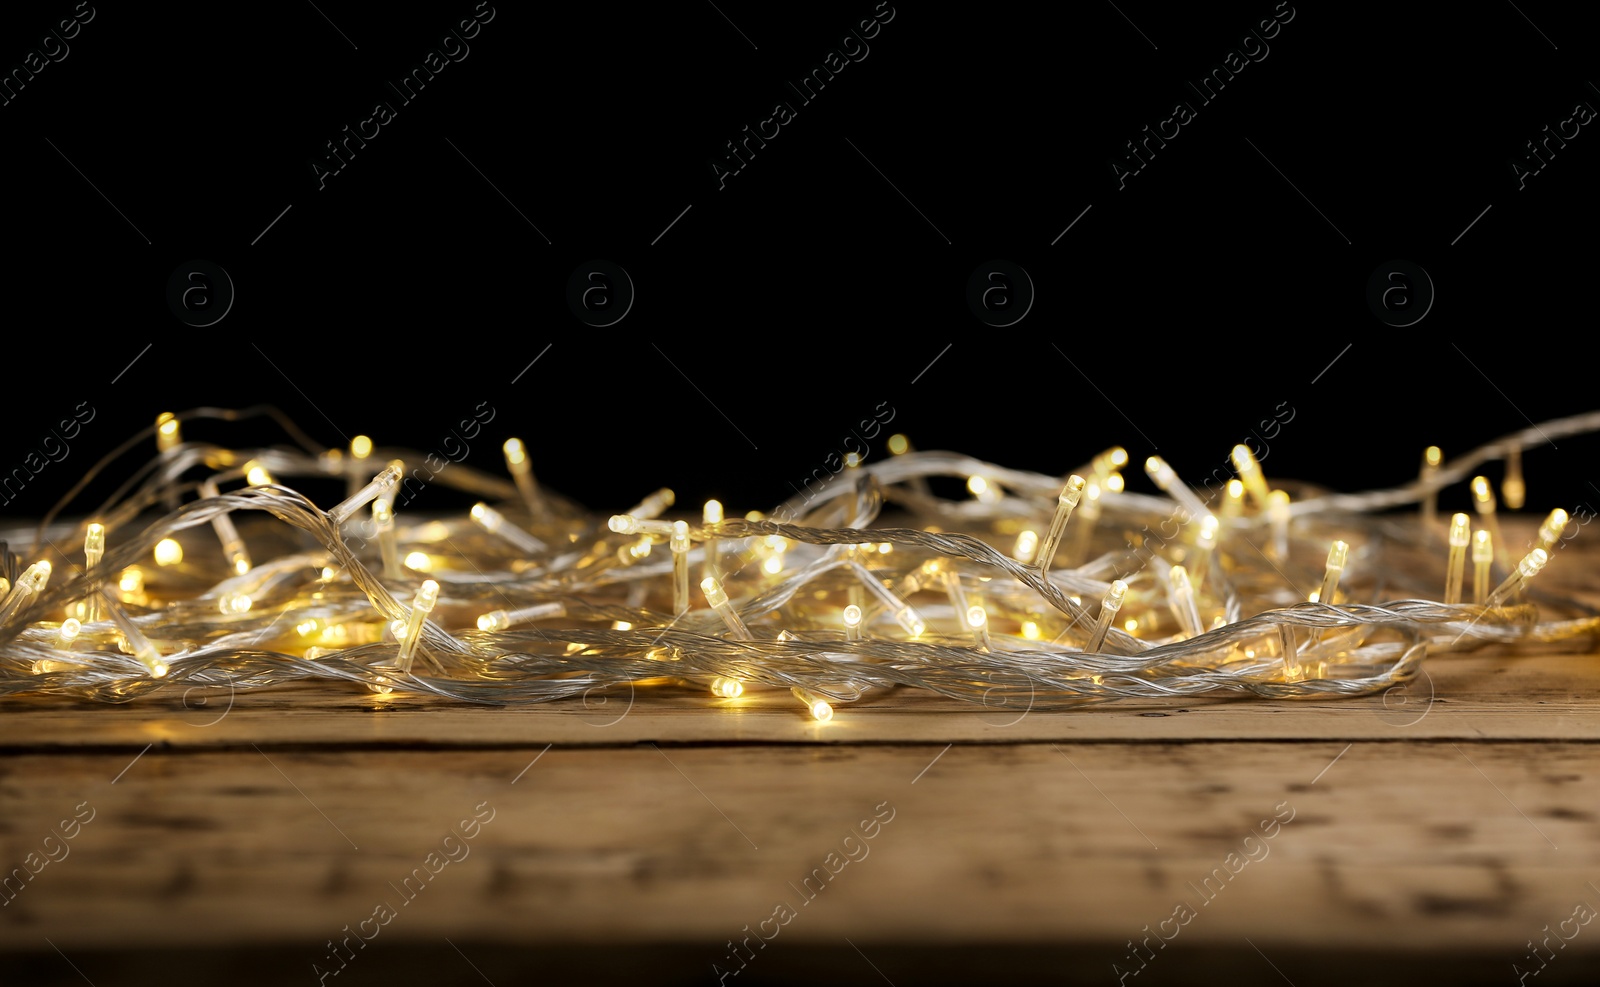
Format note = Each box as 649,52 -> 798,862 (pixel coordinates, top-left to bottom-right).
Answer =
1034,475 -> 1086,576
347,434 -> 373,498
502,438 -> 544,520
1220,479 -> 1246,520
156,412 -> 182,512
1471,475 -> 1510,574
373,498 -> 400,580
1536,509 -> 1569,554
701,576 -> 752,640
1167,565 -> 1202,639
477,601 -> 565,632
1190,515 -> 1218,594
1266,490 -> 1291,561
792,687 -> 834,722
1012,529 -> 1039,565
472,502 -> 547,555
1419,446 -> 1443,526
966,604 -> 991,651
0,562 -> 52,627
154,538 -> 184,566
1445,513 -> 1470,605
1085,580 -> 1127,653
83,523 -> 105,624
1,410 -> 1594,723
56,618 -> 80,648
1487,548 -> 1548,607
1317,540 -> 1348,607
1231,444 -> 1270,509
702,499 -> 724,583
1471,530 -> 1493,605
199,478 -> 252,575
1144,456 -> 1209,522
1502,443 -> 1525,510
842,604 -> 863,641
626,488 -> 675,520
393,579 -> 439,675
670,521 -> 691,617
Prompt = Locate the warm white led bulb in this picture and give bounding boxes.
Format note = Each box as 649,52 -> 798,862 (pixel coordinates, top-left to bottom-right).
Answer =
156,412 -> 181,452
700,575 -> 728,609
154,538 -> 183,566
1471,529 -> 1493,564
1537,509 -> 1569,553
1231,444 -> 1270,507
609,513 -> 675,536
627,488 -> 675,520
1085,579 -> 1127,652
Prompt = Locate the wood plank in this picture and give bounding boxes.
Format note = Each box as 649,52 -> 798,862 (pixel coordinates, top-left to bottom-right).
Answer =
2,741 -> 1596,971
2,647 -> 1598,748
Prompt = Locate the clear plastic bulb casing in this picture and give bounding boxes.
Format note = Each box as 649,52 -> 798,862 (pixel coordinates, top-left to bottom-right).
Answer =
1487,548 -> 1548,606
701,576 -> 752,640
1445,513 -> 1470,604
473,503 -> 547,554
1471,529 -> 1493,604
394,580 -> 440,674
1086,580 -> 1127,652
1035,475 -> 1086,575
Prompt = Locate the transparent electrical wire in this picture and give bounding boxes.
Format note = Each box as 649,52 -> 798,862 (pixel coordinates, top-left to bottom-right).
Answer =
1,408 -> 1596,718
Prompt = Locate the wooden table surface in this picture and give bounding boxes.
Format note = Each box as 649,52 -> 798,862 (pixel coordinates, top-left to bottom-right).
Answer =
3,541 -> 1599,986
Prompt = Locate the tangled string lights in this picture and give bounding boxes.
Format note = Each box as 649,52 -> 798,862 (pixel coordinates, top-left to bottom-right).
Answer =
3,408 -> 1598,720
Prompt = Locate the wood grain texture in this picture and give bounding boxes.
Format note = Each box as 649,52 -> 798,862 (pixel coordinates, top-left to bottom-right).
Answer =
1,744 -> 1596,966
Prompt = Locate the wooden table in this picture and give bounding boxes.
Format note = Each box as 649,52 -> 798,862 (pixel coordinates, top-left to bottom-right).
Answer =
3,547 -> 1598,986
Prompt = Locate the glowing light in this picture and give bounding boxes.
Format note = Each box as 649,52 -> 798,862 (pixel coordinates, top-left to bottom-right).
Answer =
404,552 -> 432,572
792,687 -> 834,722
887,434 -> 910,455
156,412 -> 180,451
245,462 -> 273,486
350,435 -> 373,459
1231,444 -> 1270,508
1445,513 -> 1470,604
1537,509 -> 1569,553
711,677 -> 744,699
1013,529 -> 1039,563
119,568 -> 144,595
154,538 -> 183,566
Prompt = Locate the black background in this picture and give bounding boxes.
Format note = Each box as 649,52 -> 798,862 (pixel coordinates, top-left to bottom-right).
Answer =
2,0 -> 1597,523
